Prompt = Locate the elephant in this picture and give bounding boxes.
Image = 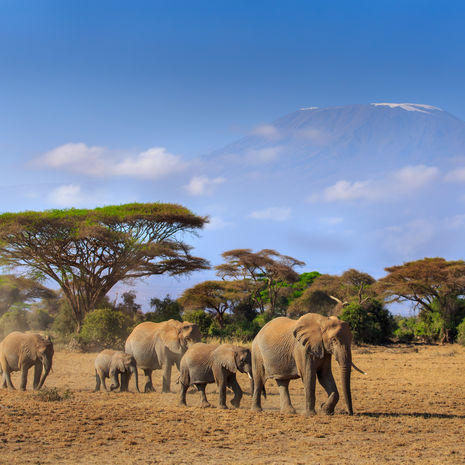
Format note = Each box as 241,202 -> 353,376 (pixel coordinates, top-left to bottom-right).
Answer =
125,319 -> 201,393
179,342 -> 252,409
94,349 -> 140,392
251,313 -> 365,416
0,331 -> 54,391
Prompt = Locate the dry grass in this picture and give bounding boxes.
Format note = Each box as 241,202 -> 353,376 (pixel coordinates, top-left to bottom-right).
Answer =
1,344 -> 465,464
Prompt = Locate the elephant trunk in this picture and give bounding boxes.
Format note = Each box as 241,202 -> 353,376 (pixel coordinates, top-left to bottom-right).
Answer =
131,365 -> 140,392
109,371 -> 120,391
334,344 -> 353,415
38,355 -> 52,389
340,363 -> 353,415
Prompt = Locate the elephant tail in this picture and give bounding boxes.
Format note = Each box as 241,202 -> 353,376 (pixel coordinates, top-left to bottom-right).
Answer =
179,364 -> 190,388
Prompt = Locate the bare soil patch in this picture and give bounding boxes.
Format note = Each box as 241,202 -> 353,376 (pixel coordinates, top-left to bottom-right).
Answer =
1,345 -> 464,464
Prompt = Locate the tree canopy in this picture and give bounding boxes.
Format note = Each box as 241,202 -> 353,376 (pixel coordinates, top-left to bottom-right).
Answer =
377,257 -> 465,342
0,203 -> 209,329
215,248 -> 304,316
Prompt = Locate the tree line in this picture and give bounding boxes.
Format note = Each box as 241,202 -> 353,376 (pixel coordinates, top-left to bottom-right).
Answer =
0,203 -> 465,347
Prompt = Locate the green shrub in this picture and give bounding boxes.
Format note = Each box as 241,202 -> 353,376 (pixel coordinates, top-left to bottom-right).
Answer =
182,309 -> 213,338
146,295 -> 183,323
50,301 -> 78,343
456,317 -> 465,346
0,307 -> 29,338
393,316 -> 416,343
78,308 -> 134,350
414,311 -> 444,343
341,299 -> 394,344
27,308 -> 54,331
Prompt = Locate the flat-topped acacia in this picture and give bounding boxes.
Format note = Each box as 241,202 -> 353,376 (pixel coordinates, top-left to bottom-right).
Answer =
0,202 -> 209,329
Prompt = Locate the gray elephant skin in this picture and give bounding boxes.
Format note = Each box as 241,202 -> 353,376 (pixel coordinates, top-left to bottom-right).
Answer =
125,319 -> 201,393
252,313 -> 364,415
94,349 -> 140,392
0,331 -> 54,391
179,342 -> 252,409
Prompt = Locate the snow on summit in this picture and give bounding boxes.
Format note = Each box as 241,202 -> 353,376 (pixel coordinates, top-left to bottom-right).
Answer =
371,103 -> 442,113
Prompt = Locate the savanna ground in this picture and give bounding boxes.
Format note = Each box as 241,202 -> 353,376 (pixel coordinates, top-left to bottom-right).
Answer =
1,345 -> 465,465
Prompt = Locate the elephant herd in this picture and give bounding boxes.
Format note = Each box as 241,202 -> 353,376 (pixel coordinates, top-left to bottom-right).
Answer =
0,313 -> 365,416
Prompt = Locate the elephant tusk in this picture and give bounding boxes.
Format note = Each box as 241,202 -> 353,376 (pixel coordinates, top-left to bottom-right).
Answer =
247,373 -> 252,380
352,362 -> 367,375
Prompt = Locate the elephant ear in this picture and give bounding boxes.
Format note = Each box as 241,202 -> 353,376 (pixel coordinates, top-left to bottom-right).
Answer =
213,345 -> 238,374
293,322 -> 325,359
160,324 -> 182,354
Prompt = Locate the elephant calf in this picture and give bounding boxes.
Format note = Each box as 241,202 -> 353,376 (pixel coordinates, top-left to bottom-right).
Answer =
179,342 -> 252,409
0,331 -> 54,391
94,350 -> 140,392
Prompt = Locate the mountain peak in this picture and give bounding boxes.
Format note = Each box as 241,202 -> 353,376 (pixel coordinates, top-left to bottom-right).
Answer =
370,103 -> 443,113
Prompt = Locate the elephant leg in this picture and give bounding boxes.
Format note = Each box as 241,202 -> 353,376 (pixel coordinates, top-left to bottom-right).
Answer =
218,378 -> 228,410
143,369 -> 155,392
179,383 -> 188,406
20,365 -> 29,391
2,367 -> 15,390
94,370 -> 101,392
228,375 -> 243,409
196,383 -> 210,408
161,363 -> 172,393
251,353 -> 265,412
317,365 -> 339,415
303,359 -> 317,416
33,363 -> 42,390
276,379 -> 296,414
120,372 -> 130,392
96,369 -> 109,392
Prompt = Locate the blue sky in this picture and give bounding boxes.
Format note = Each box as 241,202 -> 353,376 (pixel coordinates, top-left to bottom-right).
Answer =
1,1 -> 465,309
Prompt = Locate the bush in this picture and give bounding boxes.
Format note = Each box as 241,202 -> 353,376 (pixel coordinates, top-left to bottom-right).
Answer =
51,301 -> 78,342
341,299 -> 394,344
27,308 -> 54,331
35,387 -> 73,402
182,309 -> 213,338
414,311 -> 444,343
393,316 -> 416,343
0,307 -> 30,338
78,308 -> 135,350
456,317 -> 465,346
146,295 -> 182,323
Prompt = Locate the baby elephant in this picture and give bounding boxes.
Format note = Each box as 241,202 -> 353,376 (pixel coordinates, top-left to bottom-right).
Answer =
179,342 -> 252,409
94,350 -> 140,392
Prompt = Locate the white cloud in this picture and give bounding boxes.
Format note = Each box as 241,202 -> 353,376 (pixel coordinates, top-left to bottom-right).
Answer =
249,207 -> 291,221
245,147 -> 281,164
48,184 -> 84,207
34,143 -> 187,180
383,219 -> 436,257
313,165 -> 439,203
320,216 -> 344,225
184,175 -> 225,196
204,216 -> 232,231
445,167 -> 465,182
250,124 -> 280,139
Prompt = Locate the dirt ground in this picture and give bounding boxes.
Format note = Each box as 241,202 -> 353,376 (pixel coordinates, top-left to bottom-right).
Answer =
1,344 -> 465,465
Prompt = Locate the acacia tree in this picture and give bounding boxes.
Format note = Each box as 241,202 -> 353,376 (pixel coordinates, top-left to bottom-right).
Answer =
215,249 -> 304,316
0,274 -> 57,316
178,280 -> 242,328
377,258 -> 465,342
0,203 -> 209,330
288,269 -> 376,316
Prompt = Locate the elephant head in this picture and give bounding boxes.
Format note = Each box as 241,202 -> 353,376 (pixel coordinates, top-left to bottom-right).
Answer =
162,320 -> 201,354
36,335 -> 54,389
293,314 -> 354,415
213,345 -> 253,378
110,353 -> 140,392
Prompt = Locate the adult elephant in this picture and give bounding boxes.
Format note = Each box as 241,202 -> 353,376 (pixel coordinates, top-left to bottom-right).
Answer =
179,342 -> 252,409
251,313 -> 365,415
0,331 -> 54,391
125,319 -> 201,393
